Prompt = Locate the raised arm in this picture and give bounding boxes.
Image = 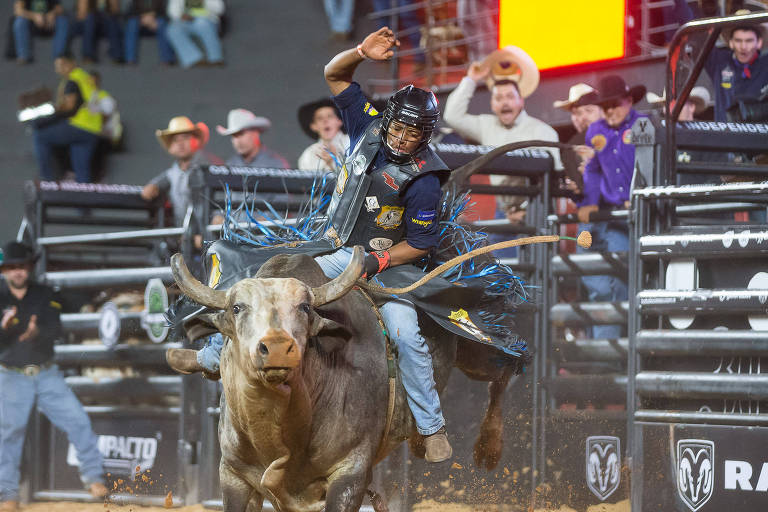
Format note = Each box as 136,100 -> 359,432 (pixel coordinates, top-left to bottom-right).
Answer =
324,27 -> 400,96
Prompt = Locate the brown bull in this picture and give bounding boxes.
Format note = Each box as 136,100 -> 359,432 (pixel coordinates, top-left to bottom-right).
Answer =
172,246 -> 521,512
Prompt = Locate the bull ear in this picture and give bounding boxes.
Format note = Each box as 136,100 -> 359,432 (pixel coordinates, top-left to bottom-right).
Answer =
310,246 -> 364,306
171,253 -> 227,310
310,312 -> 353,353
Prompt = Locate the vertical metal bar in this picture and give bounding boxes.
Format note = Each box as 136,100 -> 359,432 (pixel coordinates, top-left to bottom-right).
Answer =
389,0 -> 399,87
423,0 -> 433,88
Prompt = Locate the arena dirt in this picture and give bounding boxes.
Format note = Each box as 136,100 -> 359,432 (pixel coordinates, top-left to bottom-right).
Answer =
18,499 -> 630,511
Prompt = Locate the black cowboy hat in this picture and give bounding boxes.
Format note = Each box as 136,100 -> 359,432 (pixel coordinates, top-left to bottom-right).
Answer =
594,75 -> 646,107
297,98 -> 345,140
0,241 -> 37,268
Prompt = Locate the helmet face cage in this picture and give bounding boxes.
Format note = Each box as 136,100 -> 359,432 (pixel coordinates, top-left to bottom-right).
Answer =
381,86 -> 440,163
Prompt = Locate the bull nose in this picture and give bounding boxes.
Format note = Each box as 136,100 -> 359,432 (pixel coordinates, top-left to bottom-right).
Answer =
255,330 -> 301,369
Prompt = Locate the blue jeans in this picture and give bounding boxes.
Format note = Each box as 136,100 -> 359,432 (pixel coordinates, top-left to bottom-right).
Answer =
33,120 -> 100,183
197,247 -> 445,436
0,365 -> 104,502
12,15 -> 70,60
69,12 -> 123,62
323,0 -> 354,33
166,17 -> 222,68
123,16 -> 175,64
578,221 -> 629,339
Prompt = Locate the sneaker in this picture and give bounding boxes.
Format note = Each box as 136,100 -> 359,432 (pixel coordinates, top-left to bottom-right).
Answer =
88,482 -> 109,498
0,501 -> 19,512
165,348 -> 204,374
423,427 -> 452,463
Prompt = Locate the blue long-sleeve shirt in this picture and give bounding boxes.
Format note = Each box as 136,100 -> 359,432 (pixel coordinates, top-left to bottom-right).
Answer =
580,109 -> 646,208
705,47 -> 768,122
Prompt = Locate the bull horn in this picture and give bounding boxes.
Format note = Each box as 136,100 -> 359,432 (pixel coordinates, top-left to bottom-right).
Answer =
170,253 -> 227,309
311,245 -> 364,306
445,140 -> 573,188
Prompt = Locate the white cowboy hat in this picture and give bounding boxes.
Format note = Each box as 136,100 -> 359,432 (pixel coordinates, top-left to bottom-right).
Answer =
216,108 -> 271,136
553,83 -> 598,110
646,86 -> 712,114
155,116 -> 206,150
482,46 -> 540,98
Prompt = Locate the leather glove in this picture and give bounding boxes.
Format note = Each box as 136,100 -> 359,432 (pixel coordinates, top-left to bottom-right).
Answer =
362,251 -> 391,279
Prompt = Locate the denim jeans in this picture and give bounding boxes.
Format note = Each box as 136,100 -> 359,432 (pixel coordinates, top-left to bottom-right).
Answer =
33,120 -> 100,183
197,247 -> 445,435
323,0 -> 354,33
578,221 -> 629,339
0,365 -> 104,502
165,17 -> 222,68
12,15 -> 69,60
69,12 -> 123,62
123,16 -> 175,64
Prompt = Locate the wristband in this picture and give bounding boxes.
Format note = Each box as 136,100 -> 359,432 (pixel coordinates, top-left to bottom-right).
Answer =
362,250 -> 391,279
356,44 -> 371,61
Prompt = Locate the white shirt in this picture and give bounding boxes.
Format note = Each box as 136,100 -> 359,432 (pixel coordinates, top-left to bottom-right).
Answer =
297,132 -> 350,173
443,77 -> 562,211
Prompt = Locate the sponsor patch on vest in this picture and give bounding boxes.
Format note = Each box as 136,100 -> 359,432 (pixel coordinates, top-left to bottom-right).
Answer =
591,134 -> 607,152
364,102 -> 379,116
376,206 -> 404,230
336,165 -> 349,195
369,237 -> 394,250
365,196 -> 380,212
382,172 -> 399,191
353,154 -> 367,175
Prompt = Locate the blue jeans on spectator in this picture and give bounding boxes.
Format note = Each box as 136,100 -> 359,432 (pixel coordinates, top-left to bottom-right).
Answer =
372,0 -> 424,63
69,12 -> 122,62
34,120 -> 100,183
123,15 -> 175,64
0,365 -> 105,502
323,0 -> 354,34
578,221 -> 629,339
12,15 -> 69,61
166,17 -> 222,68
196,247 -> 445,436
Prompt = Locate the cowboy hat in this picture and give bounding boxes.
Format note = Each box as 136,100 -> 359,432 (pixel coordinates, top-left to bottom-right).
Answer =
594,75 -> 646,106
156,116 -> 206,150
553,83 -> 598,110
0,241 -> 37,269
216,108 -> 271,136
646,86 -> 712,114
297,98 -> 344,140
482,46 -> 540,98
722,9 -> 768,42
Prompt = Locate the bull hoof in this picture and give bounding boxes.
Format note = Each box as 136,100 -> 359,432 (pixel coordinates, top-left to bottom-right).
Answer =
473,426 -> 503,470
166,348 -> 204,374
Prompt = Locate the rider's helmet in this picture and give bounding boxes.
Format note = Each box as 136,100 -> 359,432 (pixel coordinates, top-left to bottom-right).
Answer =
380,85 -> 440,163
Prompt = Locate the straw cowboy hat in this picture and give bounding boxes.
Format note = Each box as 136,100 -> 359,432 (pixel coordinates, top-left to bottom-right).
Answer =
646,86 -> 712,114
216,108 -> 271,136
593,75 -> 646,106
482,46 -> 540,98
0,241 -> 37,269
553,83 -> 599,110
155,116 -> 206,150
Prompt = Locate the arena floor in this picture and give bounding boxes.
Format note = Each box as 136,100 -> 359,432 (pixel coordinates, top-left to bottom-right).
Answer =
18,499 -> 630,511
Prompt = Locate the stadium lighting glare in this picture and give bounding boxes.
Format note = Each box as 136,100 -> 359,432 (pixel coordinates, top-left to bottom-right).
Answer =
498,0 -> 627,71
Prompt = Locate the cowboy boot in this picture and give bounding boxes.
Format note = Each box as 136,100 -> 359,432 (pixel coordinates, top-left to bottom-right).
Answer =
88,482 -> 109,498
424,427 -> 452,463
165,348 -> 204,374
0,501 -> 18,512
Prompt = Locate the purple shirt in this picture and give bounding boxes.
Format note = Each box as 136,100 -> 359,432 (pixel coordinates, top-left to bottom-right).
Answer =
580,109 -> 646,207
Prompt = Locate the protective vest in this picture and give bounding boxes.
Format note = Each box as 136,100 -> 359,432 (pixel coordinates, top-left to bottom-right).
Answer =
66,68 -> 102,135
324,119 -> 449,252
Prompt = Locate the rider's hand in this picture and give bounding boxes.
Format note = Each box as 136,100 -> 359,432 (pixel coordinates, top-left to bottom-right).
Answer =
359,27 -> 400,61
362,251 -> 391,279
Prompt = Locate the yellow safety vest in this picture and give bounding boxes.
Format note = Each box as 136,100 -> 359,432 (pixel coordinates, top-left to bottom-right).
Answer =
66,68 -> 102,135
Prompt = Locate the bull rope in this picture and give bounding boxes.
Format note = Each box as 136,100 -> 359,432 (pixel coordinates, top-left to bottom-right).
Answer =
357,232 -> 593,295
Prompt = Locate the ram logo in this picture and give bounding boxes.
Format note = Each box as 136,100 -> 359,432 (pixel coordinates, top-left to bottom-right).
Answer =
586,436 -> 621,500
677,439 -> 714,511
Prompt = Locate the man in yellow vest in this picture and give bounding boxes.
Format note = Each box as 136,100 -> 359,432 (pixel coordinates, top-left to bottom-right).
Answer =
32,53 -> 102,183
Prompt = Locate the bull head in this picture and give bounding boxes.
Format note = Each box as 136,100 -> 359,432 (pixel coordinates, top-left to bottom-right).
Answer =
170,247 -> 364,383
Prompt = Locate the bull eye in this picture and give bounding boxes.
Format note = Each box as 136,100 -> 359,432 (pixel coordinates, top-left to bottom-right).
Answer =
232,304 -> 242,315
299,303 -> 311,314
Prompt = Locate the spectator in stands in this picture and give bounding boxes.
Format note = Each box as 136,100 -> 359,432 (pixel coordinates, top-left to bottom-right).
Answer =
123,0 -> 175,65
166,0 -> 224,68
553,83 -> 603,198
32,54 -> 102,183
88,70 -> 122,146
645,86 -> 712,121
705,13 -> 768,121
577,75 -> 648,340
444,46 -> 561,228
217,109 -> 289,167
0,241 -> 109,512
372,1 -> 424,65
11,0 -> 69,63
323,0 -> 354,41
297,98 -> 349,172
70,0 -> 123,63
142,116 -> 208,249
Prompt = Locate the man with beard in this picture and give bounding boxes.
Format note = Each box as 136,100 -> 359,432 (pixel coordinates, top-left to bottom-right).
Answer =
217,109 -> 289,168
0,242 -> 108,512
